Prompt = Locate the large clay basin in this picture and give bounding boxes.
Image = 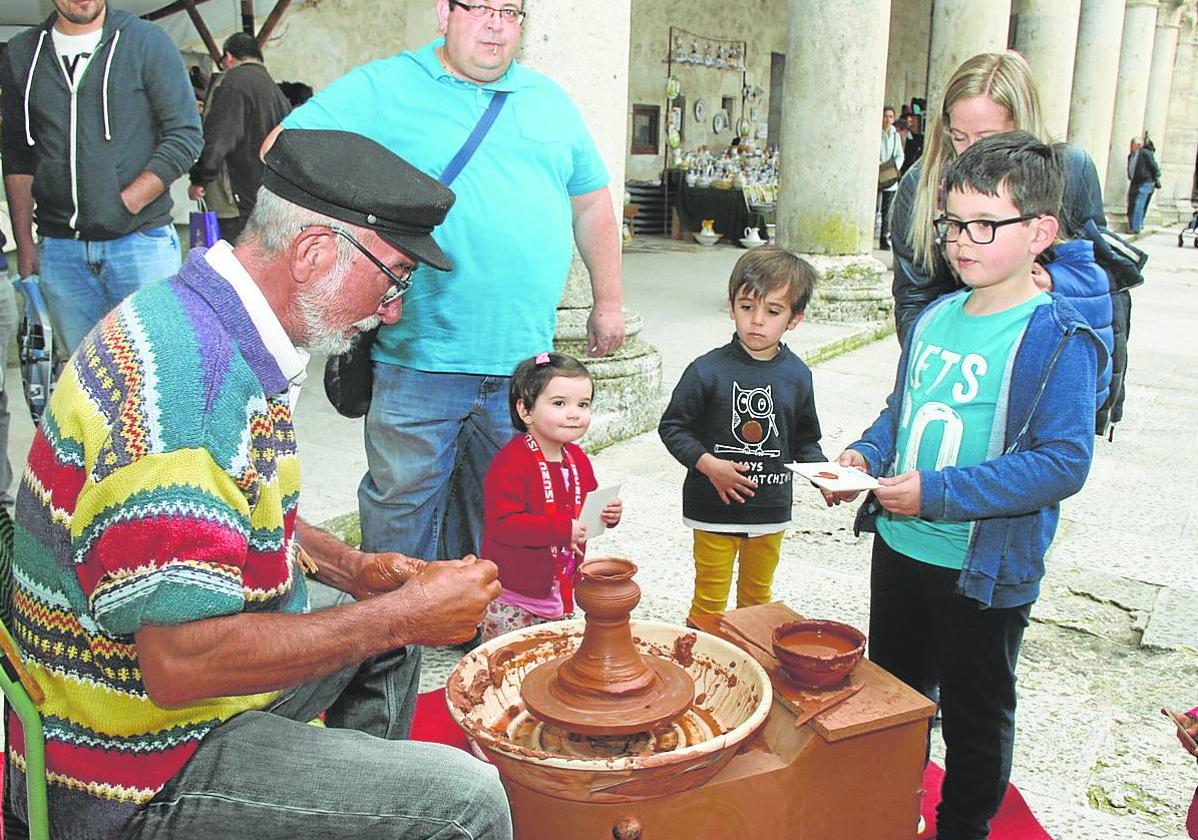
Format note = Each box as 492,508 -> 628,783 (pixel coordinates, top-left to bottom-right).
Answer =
446,620 -> 772,803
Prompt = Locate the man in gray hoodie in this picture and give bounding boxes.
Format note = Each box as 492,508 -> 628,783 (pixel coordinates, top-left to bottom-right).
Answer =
1,0 -> 202,355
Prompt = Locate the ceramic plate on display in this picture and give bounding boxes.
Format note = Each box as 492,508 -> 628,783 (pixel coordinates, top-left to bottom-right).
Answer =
693,98 -> 706,121
713,112 -> 727,134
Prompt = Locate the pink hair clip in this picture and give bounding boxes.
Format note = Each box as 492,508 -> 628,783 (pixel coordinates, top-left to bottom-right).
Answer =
535,352 -> 551,365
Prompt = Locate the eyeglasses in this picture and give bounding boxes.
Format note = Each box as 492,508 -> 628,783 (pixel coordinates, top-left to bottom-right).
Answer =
448,0 -> 526,23
933,214 -> 1039,245
301,225 -> 416,307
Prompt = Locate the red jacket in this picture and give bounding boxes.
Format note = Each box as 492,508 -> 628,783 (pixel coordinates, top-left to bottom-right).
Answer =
482,435 -> 597,598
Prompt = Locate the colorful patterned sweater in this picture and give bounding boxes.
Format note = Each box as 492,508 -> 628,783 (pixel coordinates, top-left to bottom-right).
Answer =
6,249 -> 307,839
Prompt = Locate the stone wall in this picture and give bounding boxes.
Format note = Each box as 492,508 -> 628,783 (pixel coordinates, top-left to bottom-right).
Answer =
624,0 -> 788,183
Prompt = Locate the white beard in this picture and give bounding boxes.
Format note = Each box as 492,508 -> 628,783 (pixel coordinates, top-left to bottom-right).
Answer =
295,261 -> 379,355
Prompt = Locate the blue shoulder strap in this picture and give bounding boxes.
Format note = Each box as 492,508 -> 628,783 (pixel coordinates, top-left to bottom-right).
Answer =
440,90 -> 510,187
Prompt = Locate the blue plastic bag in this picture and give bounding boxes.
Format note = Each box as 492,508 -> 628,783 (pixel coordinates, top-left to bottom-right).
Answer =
189,201 -> 221,248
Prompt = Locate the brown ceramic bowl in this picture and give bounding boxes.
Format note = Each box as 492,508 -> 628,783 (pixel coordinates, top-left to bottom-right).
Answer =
771,619 -> 866,690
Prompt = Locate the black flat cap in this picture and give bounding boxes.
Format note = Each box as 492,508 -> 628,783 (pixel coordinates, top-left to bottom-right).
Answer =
263,129 -> 456,270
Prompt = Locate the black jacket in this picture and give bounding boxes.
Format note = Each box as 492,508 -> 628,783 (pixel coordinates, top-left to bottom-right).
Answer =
0,9 -> 202,240
1131,147 -> 1161,186
891,142 -> 1108,343
659,338 -> 826,526
190,61 -> 291,218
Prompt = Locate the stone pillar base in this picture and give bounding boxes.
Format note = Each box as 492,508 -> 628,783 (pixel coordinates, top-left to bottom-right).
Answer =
554,308 -> 663,451
803,253 -> 893,323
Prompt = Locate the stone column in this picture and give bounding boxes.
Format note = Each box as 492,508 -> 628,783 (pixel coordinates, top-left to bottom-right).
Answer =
1067,0 -> 1128,181
1155,7 -> 1198,225
519,0 -> 661,448
778,0 -> 893,323
1013,0 -> 1082,141
926,0 -> 1013,117
1144,1 -> 1184,148
1103,0 -> 1160,225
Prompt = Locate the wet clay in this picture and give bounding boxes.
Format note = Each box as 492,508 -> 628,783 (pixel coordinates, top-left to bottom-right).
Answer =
775,631 -> 858,658
673,633 -> 697,667
521,558 -> 695,737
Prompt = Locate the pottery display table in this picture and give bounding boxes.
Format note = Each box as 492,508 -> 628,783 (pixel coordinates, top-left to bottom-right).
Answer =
501,602 -> 935,839
668,170 -> 768,243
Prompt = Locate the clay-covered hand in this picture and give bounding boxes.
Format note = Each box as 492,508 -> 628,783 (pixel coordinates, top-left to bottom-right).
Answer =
697,453 -> 757,504
875,470 -> 922,516
394,556 -> 501,647
355,552 -> 427,597
822,450 -> 870,507
571,519 -> 588,552
600,497 -> 623,528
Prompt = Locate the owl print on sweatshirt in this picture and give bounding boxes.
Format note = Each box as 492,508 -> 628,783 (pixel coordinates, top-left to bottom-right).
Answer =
714,382 -> 781,457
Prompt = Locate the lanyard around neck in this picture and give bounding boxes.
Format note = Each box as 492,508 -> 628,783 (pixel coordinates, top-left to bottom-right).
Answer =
523,433 -> 583,611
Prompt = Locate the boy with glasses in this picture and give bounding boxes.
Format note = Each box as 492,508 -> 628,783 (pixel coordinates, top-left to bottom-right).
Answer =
827,131 -> 1106,840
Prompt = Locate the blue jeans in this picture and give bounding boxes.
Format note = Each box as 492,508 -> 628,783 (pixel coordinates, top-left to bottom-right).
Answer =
358,364 -> 514,561
0,277 -> 17,510
1129,181 -> 1154,233
116,582 -> 511,840
38,225 -> 181,355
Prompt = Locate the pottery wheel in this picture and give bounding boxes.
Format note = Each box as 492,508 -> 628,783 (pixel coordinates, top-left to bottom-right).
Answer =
521,653 -> 695,737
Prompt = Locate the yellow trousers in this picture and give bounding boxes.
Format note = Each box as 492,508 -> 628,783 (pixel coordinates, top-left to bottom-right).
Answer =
689,529 -> 785,621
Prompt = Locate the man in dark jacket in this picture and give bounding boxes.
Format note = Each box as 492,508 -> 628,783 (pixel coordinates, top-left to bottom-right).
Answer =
0,0 -> 202,355
189,32 -> 291,244
1129,138 -> 1161,234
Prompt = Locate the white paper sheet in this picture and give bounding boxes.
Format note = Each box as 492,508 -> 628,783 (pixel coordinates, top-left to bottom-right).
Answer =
578,484 -> 622,538
786,462 -> 881,493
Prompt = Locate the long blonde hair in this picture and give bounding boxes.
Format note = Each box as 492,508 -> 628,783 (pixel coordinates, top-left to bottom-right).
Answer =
910,51 -> 1049,272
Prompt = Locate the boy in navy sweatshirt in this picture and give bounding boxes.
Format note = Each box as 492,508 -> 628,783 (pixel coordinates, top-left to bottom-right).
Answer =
830,131 -> 1105,840
659,246 -> 825,624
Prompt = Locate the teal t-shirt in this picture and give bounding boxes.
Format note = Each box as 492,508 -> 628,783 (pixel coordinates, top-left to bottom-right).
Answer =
282,40 -> 609,375
877,291 -> 1049,568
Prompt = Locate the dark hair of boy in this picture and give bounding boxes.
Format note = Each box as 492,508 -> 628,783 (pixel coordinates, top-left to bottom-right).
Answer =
508,352 -> 592,431
222,32 -> 264,62
727,245 -> 819,317
942,130 -> 1065,221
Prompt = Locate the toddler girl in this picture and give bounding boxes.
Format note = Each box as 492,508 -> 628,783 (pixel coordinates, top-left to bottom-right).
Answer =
481,352 -> 622,641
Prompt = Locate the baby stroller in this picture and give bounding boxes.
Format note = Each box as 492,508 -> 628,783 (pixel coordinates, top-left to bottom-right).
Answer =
1178,210 -> 1198,247
11,275 -> 63,426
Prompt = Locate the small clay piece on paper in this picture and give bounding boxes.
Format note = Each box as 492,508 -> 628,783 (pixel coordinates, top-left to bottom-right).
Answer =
816,471 -> 839,480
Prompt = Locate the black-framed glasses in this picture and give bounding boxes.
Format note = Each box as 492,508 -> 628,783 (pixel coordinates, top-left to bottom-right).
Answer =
448,0 -> 526,23
301,225 -> 415,307
934,214 -> 1038,245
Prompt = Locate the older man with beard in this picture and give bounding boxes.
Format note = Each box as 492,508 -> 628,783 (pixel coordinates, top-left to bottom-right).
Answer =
3,130 -> 511,840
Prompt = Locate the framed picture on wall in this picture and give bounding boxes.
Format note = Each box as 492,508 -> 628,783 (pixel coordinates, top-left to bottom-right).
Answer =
631,103 -> 661,155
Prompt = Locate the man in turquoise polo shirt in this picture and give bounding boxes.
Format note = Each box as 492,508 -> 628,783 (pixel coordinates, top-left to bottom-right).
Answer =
278,0 -> 624,615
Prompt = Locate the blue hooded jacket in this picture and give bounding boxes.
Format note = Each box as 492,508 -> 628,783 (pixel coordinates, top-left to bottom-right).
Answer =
851,291 -> 1105,609
1042,238 -> 1112,407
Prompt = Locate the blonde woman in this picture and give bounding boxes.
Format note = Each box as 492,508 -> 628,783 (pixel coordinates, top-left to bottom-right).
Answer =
889,52 -> 1108,328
